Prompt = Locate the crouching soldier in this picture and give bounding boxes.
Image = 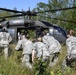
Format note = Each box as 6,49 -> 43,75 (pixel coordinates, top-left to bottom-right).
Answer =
42,31 -> 61,67
0,27 -> 12,60
15,34 -> 33,69
48,36 -> 61,67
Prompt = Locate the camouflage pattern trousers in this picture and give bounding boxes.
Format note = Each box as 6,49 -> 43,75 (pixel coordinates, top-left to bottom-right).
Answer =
49,52 -> 60,67
62,54 -> 76,71
22,54 -> 32,69
0,44 -> 8,60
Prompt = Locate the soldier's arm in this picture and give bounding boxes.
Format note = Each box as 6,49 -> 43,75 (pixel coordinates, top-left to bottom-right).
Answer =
32,43 -> 37,63
15,40 -> 22,50
32,49 -> 35,63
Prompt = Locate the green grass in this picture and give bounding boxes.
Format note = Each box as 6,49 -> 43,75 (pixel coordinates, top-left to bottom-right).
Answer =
50,45 -> 76,75
0,44 -> 34,75
0,44 -> 76,75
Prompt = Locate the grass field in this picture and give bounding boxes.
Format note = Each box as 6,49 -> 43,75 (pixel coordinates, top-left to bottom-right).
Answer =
0,44 -> 76,75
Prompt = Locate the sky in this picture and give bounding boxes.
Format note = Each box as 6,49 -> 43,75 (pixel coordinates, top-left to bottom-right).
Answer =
0,0 -> 48,11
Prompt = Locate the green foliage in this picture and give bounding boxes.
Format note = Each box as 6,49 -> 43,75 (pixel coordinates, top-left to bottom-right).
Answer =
33,57 -> 50,75
0,44 -> 76,75
28,30 -> 36,40
0,44 -> 34,75
33,0 -> 76,30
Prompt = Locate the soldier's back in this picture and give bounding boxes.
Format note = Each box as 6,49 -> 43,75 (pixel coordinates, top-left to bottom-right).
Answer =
22,39 -> 33,54
66,36 -> 76,55
33,42 -> 49,58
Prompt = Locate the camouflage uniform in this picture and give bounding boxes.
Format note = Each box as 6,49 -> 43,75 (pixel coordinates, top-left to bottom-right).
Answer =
42,35 -> 49,48
66,36 -> 76,58
0,31 -> 12,60
15,38 -> 33,69
62,36 -> 76,70
42,35 -> 61,66
33,41 -> 49,61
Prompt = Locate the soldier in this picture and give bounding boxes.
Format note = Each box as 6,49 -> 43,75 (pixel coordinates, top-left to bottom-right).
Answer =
0,27 -> 12,60
62,30 -> 76,69
32,36 -> 49,63
42,31 -> 61,66
15,34 -> 33,69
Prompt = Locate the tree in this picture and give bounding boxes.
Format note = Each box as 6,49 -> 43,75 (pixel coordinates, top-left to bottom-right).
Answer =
33,0 -> 76,30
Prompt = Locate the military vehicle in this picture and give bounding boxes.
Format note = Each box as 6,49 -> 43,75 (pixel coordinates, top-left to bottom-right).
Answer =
0,7 -> 75,43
